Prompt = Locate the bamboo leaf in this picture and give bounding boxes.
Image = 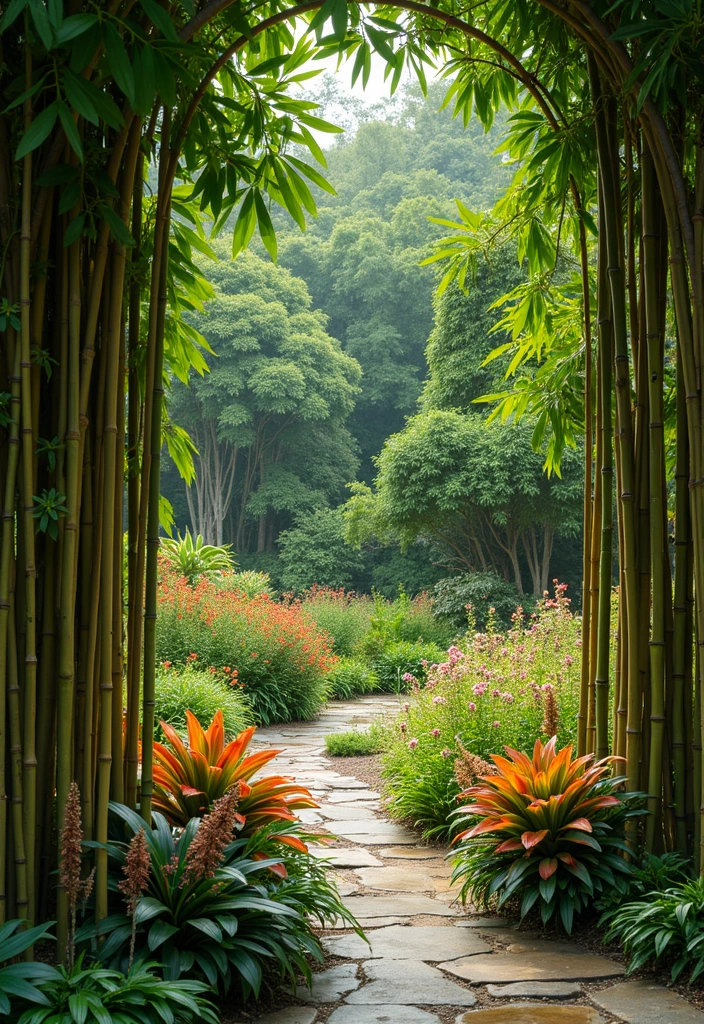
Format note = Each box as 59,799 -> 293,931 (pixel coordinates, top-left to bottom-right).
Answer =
254,191 -> 277,261
55,13 -> 97,44
0,0 -> 28,32
104,23 -> 135,107
57,99 -> 83,160
16,101 -> 59,160
98,204 -> 135,247
140,0 -> 179,40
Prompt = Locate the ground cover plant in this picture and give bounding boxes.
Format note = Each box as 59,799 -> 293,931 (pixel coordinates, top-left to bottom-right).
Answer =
154,663 -> 253,738
325,725 -> 385,757
381,585 -> 582,837
452,737 -> 636,932
156,560 -> 335,724
602,875 -> 704,983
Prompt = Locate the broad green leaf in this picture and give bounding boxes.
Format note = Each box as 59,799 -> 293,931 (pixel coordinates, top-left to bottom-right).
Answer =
98,204 -> 135,247
57,99 -> 83,159
141,0 -> 179,41
16,101 -> 59,160
0,0 -> 28,33
104,23 -> 135,107
55,13 -> 97,44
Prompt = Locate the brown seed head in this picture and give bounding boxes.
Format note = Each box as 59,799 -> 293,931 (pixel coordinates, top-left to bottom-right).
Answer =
119,828 -> 151,912
59,782 -> 84,908
454,739 -> 497,792
180,785 -> 241,888
542,685 -> 559,738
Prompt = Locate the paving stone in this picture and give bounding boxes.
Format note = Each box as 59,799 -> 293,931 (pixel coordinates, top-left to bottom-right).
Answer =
342,895 -> 459,918
255,1010 -> 317,1024
318,804 -> 378,820
328,778 -> 370,789
282,963 -> 359,1003
455,1007 -> 604,1024
323,923 -> 490,961
326,790 -> 380,803
591,980 -> 704,1023
328,1006 -> 442,1024
506,940 -> 587,955
439,950 -> 624,984
326,915 -> 405,929
378,846 -> 446,859
345,959 -> 477,1006
454,918 -> 510,929
310,847 -> 383,868
343,832 -> 417,845
486,982 -> 583,999
354,867 -> 438,891
331,819 -> 410,835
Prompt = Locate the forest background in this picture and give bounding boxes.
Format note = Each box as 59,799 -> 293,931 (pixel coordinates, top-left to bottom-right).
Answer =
161,76 -> 585,602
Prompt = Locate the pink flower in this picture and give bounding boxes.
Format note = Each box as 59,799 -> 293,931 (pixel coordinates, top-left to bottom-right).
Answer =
563,655 -> 574,667
399,722 -> 407,733
432,695 -> 447,705
467,702 -> 476,712
430,728 -> 441,738
447,646 -> 465,664
492,720 -> 500,728
441,747 -> 452,758
502,693 -> 514,704
408,738 -> 418,750
402,672 -> 417,683
473,683 -> 487,697
491,688 -> 501,698
402,702 -> 410,711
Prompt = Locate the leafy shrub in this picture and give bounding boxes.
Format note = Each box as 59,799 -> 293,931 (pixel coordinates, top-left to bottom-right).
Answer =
596,851 -> 693,921
324,658 -> 380,699
433,572 -> 525,631
382,586 -> 582,837
278,508 -> 367,593
16,958 -> 217,1024
160,530 -> 234,582
154,664 -> 252,738
216,570 -> 274,599
152,713 -> 318,832
602,876 -> 704,982
156,561 -> 335,724
300,587 -> 373,657
372,639 -> 446,692
325,725 -> 384,756
81,803 -> 351,999
396,591 -> 455,648
0,920 -> 59,1018
452,737 -> 637,933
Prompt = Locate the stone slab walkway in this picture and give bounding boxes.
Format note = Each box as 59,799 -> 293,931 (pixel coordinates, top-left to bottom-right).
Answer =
239,695 -> 704,1024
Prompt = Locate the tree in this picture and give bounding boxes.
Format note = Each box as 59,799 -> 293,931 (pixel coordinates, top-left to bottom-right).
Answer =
278,508 -> 367,592
348,411 -> 582,596
167,251 -> 361,550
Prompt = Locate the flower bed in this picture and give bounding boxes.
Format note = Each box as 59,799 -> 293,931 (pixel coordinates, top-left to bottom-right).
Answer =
156,561 -> 335,724
381,584 -> 582,838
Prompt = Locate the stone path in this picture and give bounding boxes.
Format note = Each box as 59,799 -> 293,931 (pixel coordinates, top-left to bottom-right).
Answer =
242,695 -> 704,1024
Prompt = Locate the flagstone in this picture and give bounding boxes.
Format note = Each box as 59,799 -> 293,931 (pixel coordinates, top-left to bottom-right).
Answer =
255,1010 -> 317,1024
378,846 -> 446,859
486,981 -> 583,999
354,867 -> 438,891
328,1006 -> 442,1024
310,847 -> 383,868
345,959 -> 477,1006
454,1007 -> 604,1024
344,831 -> 418,845
325,790 -> 380,802
342,895 -> 459,918
282,963 -> 360,1003
323,923 -> 490,961
317,804 -> 378,820
590,980 -> 704,1023
439,950 -> 625,984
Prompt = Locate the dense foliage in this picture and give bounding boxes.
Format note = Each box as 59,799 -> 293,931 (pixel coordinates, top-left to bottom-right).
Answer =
155,664 -> 253,739
382,586 -> 581,836
156,561 -> 335,723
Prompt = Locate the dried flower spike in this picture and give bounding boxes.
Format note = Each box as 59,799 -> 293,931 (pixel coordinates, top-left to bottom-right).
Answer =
119,828 -> 151,911
180,786 -> 242,888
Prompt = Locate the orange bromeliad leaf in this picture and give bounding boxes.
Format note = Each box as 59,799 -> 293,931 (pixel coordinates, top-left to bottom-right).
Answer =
150,712 -> 319,839
560,817 -> 593,832
539,857 -> 558,879
521,829 -> 549,849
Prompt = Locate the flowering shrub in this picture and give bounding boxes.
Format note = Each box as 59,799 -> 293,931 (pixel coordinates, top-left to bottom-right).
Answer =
156,559 -> 335,723
382,585 -> 582,837
452,737 -> 636,933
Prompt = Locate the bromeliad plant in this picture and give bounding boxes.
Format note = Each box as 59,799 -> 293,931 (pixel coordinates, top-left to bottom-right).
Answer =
79,801 -> 339,998
159,531 -> 235,583
451,737 -> 637,932
151,713 -> 318,835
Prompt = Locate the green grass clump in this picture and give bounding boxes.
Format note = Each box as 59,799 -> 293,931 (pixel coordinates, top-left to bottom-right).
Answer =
325,657 -> 380,699
301,587 -> 373,656
325,725 -> 384,756
154,664 -> 253,738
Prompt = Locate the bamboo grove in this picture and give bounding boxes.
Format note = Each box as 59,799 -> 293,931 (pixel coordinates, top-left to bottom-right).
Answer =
0,0 -> 702,953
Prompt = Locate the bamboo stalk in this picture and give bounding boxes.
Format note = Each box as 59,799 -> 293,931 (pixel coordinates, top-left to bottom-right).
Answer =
642,148 -> 667,851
